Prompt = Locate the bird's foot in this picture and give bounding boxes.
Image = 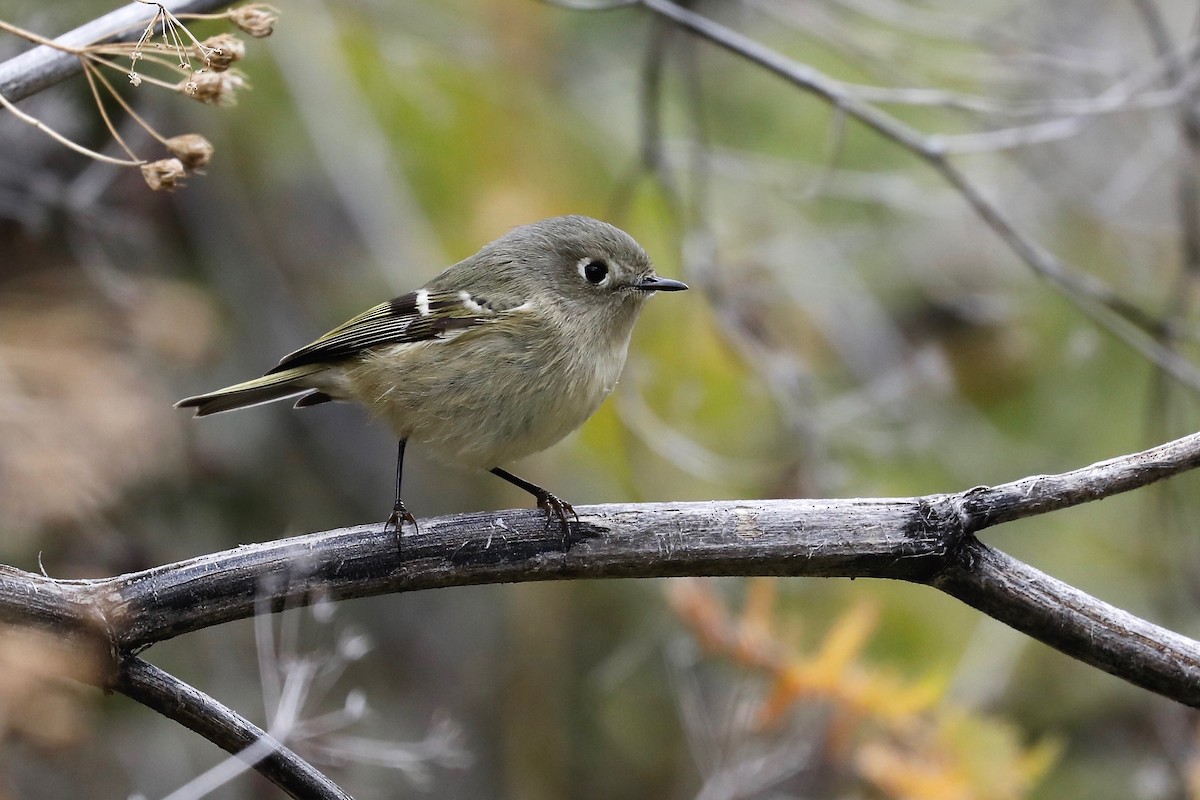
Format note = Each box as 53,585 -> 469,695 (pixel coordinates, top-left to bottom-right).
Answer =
385,500 -> 418,539
536,490 -> 578,546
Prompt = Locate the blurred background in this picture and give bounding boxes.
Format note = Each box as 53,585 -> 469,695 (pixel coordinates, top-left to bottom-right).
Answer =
3,0 -> 1200,797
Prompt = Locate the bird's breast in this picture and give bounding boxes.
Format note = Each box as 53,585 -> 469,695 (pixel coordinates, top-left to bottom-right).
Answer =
342,311 -> 636,470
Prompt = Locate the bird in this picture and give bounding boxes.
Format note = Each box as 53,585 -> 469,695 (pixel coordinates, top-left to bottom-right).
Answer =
176,215 -> 688,532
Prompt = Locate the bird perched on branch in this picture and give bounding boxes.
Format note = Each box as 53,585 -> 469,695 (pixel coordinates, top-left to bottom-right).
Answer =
177,215 -> 687,532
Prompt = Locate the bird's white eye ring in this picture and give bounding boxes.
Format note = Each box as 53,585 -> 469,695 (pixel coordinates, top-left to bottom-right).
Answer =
578,258 -> 610,285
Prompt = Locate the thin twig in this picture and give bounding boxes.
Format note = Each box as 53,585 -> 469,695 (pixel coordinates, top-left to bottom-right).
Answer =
630,0 -> 1200,391
1131,0 -> 1200,431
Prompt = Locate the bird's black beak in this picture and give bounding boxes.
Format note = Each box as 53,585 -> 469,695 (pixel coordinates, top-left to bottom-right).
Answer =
634,274 -> 688,292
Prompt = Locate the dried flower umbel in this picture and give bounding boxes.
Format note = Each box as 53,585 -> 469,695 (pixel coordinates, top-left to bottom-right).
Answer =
228,4 -> 279,38
201,33 -> 245,72
180,70 -> 247,106
141,158 -> 186,191
165,134 -> 215,170
0,2 -> 277,190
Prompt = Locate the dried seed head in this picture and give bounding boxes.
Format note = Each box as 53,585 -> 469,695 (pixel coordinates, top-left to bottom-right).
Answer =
141,159 -> 186,192
201,33 -> 245,72
165,134 -> 214,170
179,71 -> 247,105
228,4 -> 279,38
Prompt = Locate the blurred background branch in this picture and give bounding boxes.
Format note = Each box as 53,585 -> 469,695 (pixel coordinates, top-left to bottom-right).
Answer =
634,0 -> 1200,391
115,657 -> 351,800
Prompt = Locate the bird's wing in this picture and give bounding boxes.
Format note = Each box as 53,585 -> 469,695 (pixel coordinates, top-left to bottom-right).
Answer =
267,289 -> 514,373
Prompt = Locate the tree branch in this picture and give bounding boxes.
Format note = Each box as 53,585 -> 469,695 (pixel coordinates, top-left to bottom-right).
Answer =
0,431 -> 1194,708
115,657 -> 351,800
936,543 -> 1200,703
97,496 -> 943,649
961,429 -> 1200,529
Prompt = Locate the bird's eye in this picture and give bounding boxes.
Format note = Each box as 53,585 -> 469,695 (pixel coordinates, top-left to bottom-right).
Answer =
581,259 -> 609,284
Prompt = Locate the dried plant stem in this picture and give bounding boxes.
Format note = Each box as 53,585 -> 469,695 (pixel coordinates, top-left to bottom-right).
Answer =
81,63 -> 138,160
0,0 -> 234,102
84,59 -> 171,146
0,19 -> 86,54
85,53 -> 185,91
0,87 -> 143,165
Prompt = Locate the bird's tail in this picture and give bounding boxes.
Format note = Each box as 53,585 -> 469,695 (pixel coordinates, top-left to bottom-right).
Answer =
175,366 -> 324,416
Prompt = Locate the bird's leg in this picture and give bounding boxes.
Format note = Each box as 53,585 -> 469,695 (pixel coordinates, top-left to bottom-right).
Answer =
386,439 -> 418,536
489,467 -> 578,540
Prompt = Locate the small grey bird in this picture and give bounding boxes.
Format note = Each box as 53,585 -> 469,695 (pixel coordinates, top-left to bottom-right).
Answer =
176,215 -> 687,529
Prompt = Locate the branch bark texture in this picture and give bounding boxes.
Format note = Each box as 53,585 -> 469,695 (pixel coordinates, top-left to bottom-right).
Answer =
6,431 -> 1200,709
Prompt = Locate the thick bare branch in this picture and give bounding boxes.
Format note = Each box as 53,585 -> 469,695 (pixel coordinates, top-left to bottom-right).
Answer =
0,430 -> 1196,707
937,543 -> 1200,704
101,497 -> 942,648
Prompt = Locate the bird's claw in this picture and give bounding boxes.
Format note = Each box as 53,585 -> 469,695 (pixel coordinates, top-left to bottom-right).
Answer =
385,502 -> 418,536
536,491 -> 578,543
